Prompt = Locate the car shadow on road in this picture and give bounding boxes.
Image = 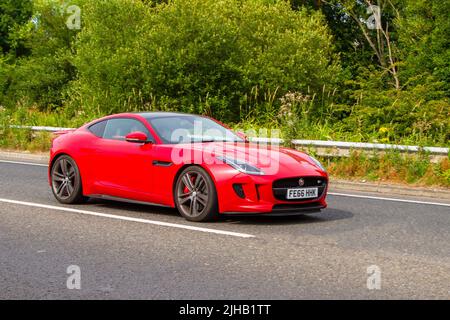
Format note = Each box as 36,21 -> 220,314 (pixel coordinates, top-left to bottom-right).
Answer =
86,198 -> 179,217
87,198 -> 353,226
222,208 -> 354,225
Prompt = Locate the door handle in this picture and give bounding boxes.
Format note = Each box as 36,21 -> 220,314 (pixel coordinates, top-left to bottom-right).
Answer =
152,160 -> 173,167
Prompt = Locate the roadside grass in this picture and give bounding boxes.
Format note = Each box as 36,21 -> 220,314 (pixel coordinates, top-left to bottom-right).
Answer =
0,128 -> 52,153
318,151 -> 450,188
233,117 -> 450,148
1,103 -> 448,148
0,127 -> 448,188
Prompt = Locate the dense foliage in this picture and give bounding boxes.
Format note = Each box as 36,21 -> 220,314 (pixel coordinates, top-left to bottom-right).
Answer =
0,0 -> 448,146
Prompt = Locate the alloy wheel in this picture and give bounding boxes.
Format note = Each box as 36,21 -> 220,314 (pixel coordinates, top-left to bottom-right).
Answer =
176,171 -> 210,218
52,158 -> 76,200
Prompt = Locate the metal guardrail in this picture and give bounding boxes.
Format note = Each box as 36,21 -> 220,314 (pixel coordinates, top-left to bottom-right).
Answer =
9,125 -> 74,132
290,139 -> 449,155
244,138 -> 448,156
7,125 -> 449,156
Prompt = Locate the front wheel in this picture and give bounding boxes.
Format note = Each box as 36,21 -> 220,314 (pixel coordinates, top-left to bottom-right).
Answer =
51,155 -> 87,204
174,166 -> 219,222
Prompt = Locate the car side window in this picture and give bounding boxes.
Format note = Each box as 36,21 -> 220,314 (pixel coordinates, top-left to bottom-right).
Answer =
103,118 -> 152,141
88,120 -> 107,138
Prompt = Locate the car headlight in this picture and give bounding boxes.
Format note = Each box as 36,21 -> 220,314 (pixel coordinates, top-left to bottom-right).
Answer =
216,156 -> 265,175
307,155 -> 327,172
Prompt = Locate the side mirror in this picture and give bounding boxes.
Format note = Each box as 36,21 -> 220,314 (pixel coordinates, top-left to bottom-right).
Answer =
236,131 -> 248,142
125,131 -> 151,144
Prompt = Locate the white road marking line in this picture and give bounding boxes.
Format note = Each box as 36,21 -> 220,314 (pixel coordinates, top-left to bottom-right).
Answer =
0,198 -> 255,238
329,192 -> 450,207
0,159 -> 48,167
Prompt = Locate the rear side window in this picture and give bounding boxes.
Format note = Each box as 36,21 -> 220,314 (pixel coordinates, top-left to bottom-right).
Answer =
103,118 -> 151,141
88,120 -> 107,138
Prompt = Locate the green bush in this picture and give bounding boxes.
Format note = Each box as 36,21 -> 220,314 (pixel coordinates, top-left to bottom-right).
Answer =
70,0 -> 339,122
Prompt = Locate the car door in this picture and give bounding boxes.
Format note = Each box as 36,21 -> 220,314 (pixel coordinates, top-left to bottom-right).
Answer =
94,117 -> 157,202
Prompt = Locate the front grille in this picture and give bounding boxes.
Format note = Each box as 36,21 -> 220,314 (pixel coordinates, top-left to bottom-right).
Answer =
272,176 -> 327,201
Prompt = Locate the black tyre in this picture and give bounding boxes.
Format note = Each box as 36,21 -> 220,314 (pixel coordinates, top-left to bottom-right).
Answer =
174,166 -> 219,222
51,155 -> 87,204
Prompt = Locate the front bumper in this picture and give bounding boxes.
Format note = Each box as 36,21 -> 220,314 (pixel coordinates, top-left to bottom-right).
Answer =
223,203 -> 326,216
215,171 -> 328,214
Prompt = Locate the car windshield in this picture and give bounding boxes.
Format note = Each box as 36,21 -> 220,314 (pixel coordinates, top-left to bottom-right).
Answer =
144,115 -> 244,144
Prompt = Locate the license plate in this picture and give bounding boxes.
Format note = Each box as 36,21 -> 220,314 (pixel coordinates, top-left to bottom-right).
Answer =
286,187 -> 318,199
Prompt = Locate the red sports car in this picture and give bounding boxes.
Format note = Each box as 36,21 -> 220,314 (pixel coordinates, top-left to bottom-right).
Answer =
49,112 -> 328,221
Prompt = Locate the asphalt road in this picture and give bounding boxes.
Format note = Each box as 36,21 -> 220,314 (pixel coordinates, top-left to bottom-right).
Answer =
0,159 -> 449,299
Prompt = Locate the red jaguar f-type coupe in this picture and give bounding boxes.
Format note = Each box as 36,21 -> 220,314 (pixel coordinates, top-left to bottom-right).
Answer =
49,112 -> 328,221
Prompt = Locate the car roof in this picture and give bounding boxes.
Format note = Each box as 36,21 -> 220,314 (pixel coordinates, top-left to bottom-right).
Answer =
80,111 -> 201,128
83,112 -> 202,128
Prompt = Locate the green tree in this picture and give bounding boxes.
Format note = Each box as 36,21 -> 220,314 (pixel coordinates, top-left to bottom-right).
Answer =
0,0 -> 83,110
0,0 -> 32,56
397,0 -> 450,94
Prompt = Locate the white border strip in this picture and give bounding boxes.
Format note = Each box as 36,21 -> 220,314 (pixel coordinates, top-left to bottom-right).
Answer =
329,192 -> 450,207
0,198 -> 255,238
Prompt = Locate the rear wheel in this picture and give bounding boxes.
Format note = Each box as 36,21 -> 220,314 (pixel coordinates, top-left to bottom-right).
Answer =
174,166 -> 219,222
51,155 -> 87,204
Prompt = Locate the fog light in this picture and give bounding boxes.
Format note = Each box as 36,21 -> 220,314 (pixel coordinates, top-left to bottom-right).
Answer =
232,184 -> 245,199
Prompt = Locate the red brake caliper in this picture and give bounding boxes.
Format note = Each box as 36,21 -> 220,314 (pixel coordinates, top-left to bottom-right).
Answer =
183,175 -> 196,194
